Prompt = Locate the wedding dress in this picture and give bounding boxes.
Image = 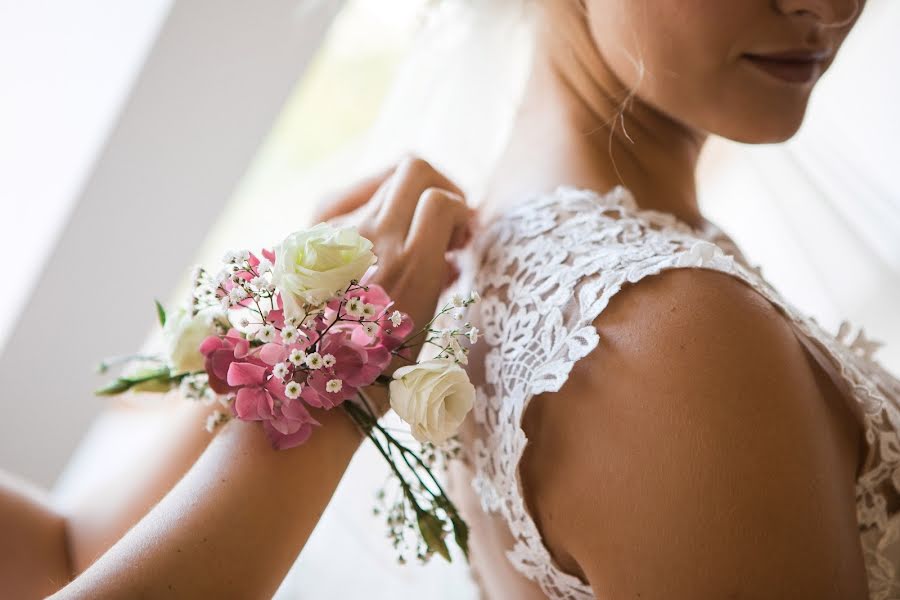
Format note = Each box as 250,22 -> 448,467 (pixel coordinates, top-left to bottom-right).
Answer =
450,184 -> 900,600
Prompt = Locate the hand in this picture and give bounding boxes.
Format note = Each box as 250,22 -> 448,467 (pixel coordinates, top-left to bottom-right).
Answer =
313,156 -> 474,340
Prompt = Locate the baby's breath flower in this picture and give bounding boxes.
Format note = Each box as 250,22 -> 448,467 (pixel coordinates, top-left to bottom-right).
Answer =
257,324 -> 276,343
272,362 -> 289,380
322,354 -> 336,368
205,410 -> 225,433
469,290 -> 480,303
452,310 -> 464,321
363,322 -> 378,337
390,310 -> 403,327
284,381 -> 302,399
229,286 -> 248,303
361,303 -> 377,318
325,379 -> 343,393
236,250 -> 250,261
305,352 -> 324,369
250,276 -> 268,289
450,338 -> 468,365
280,325 -> 299,344
222,250 -> 238,264
451,293 -> 465,308
256,258 -> 273,274
467,326 -> 480,344
346,297 -> 364,317
219,295 -> 232,309
289,348 -> 306,366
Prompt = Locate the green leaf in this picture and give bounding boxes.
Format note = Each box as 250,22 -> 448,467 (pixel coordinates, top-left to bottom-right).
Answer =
417,510 -> 451,562
451,514 -> 470,561
154,299 -> 166,327
95,366 -> 173,396
95,378 -> 134,396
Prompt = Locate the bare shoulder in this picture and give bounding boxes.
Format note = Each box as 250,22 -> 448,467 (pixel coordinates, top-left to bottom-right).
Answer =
519,267 -> 869,599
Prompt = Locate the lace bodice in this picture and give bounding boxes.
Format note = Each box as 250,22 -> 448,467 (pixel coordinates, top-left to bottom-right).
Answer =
454,185 -> 900,599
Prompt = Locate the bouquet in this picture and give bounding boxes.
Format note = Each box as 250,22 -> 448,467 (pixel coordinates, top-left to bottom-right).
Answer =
96,222 -> 480,564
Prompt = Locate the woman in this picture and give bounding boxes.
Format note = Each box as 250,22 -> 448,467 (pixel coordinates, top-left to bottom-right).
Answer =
443,0 -> 899,598
0,160 -> 474,598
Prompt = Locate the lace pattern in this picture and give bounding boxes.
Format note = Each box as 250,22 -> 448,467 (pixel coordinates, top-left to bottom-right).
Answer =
462,185 -> 900,599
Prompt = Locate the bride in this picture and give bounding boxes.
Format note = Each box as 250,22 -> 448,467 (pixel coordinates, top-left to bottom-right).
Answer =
3,0 -> 898,598
438,0 -> 898,598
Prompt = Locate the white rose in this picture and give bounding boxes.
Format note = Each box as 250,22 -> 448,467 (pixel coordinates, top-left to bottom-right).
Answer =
163,307 -> 217,374
272,222 -> 376,319
389,359 -> 475,444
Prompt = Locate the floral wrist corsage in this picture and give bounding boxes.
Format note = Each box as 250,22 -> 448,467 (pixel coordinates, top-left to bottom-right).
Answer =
96,222 -> 479,564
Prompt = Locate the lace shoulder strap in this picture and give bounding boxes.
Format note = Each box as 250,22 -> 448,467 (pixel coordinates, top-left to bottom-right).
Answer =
467,184 -> 900,600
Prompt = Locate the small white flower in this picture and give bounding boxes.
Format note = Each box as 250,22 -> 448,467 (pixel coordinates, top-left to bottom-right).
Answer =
325,379 -> 343,393
346,297 -> 364,317
281,325 -> 299,344
289,348 -> 306,366
361,303 -> 377,318
389,310 -> 403,328
437,329 -> 452,346
451,293 -> 465,308
322,353 -> 336,368
256,258 -> 273,274
219,393 -> 235,408
305,352 -> 324,369
362,322 -> 378,337
219,295 -> 232,309
284,381 -> 302,399
467,326 -> 480,344
222,250 -> 238,264
201,387 -> 218,406
452,310 -> 464,321
250,276 -> 268,289
272,362 -> 289,380
469,290 -> 480,303
450,337 -> 468,365
237,249 -> 250,261
229,286 -> 248,303
214,268 -> 230,285
238,316 -> 251,328
257,324 -> 276,343
205,410 -> 224,433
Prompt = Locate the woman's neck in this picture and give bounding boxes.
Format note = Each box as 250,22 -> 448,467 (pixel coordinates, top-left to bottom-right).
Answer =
487,18 -> 711,231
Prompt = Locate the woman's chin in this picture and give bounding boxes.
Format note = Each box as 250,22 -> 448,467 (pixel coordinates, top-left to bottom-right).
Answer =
716,112 -> 807,145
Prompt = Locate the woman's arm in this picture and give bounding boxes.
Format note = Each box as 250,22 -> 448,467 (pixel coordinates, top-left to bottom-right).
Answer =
19,156 -> 470,597
55,405 -> 362,598
519,268 -> 870,599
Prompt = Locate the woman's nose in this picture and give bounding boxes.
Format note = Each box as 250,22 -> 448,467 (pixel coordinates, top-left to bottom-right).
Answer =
775,0 -> 861,28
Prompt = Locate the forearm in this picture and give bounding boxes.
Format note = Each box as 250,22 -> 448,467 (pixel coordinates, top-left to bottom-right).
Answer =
52,405 -> 364,599
0,471 -> 72,598
64,400 -> 221,573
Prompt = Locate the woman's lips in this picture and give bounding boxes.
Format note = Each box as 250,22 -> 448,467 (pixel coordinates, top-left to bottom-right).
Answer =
741,51 -> 828,84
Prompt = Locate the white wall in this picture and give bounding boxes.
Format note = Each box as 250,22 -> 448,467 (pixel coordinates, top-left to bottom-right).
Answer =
0,0 -> 343,486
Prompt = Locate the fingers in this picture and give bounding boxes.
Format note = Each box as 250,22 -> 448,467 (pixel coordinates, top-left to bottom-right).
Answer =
376,156 -> 465,233
405,187 -> 472,266
312,162 -> 397,222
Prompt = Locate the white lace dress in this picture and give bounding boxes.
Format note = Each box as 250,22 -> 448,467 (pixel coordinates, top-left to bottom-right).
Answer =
453,185 -> 900,600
